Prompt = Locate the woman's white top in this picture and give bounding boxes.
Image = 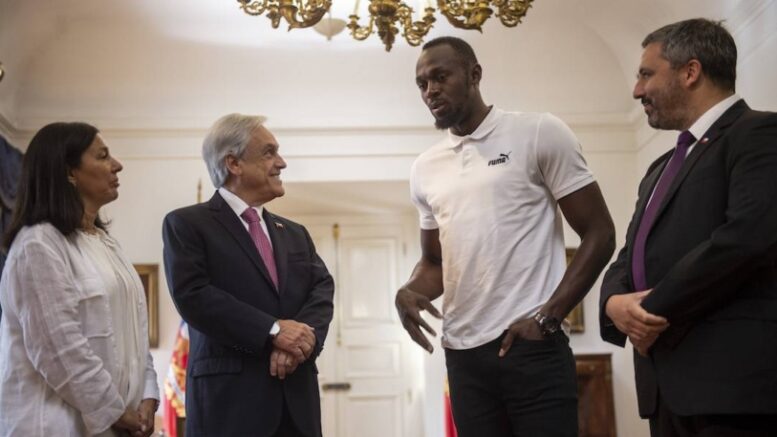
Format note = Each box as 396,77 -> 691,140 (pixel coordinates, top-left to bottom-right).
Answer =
0,223 -> 159,436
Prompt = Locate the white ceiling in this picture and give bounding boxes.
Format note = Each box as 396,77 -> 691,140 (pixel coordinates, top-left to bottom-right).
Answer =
0,0 -> 766,131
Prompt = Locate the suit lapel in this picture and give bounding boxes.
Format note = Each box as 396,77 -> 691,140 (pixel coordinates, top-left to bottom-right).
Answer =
624,153 -> 670,288
627,152 -> 671,247
651,100 -> 749,225
208,192 -> 277,291
264,209 -> 288,294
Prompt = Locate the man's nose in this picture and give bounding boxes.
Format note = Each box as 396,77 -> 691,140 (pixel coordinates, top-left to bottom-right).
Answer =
632,82 -> 644,100
425,82 -> 440,99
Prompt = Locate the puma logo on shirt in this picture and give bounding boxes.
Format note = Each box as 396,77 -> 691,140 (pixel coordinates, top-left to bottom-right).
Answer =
488,151 -> 512,166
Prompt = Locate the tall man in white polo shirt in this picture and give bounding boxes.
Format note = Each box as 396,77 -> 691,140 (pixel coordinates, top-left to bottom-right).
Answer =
396,37 -> 616,436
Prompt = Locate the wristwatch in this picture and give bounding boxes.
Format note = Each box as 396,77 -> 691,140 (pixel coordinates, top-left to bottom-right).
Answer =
533,312 -> 561,337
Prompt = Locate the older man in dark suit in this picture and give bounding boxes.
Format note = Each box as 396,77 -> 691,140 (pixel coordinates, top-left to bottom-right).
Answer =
163,113 -> 334,437
600,18 -> 777,437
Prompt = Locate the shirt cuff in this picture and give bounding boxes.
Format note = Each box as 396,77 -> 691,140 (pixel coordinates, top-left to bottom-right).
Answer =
269,321 -> 280,338
143,373 -> 160,401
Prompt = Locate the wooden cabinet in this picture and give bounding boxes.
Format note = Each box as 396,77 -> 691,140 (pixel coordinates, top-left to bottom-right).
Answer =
576,353 -> 616,437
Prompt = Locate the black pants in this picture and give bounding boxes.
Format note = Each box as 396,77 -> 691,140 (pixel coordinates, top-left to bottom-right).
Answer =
649,393 -> 777,437
272,402 -> 308,437
445,332 -> 578,437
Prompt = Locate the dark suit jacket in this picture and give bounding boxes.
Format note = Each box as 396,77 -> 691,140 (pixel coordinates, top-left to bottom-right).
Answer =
163,192 -> 334,437
600,100 -> 777,417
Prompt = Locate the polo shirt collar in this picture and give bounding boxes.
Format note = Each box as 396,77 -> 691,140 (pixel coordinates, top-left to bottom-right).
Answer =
446,106 -> 501,148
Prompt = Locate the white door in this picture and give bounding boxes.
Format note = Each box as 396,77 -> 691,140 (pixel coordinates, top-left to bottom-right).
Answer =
306,221 -> 418,437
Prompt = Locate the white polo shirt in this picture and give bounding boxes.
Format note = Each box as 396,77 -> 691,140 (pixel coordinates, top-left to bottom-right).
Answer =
410,107 -> 594,349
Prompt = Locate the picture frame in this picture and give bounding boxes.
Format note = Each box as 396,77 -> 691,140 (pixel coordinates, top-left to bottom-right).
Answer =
133,263 -> 159,348
565,248 -> 585,333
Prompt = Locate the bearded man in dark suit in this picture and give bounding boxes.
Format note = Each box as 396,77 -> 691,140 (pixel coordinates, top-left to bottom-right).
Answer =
600,18 -> 777,437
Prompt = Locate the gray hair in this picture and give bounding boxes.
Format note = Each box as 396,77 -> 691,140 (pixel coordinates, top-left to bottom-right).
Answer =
202,113 -> 267,188
643,18 -> 737,92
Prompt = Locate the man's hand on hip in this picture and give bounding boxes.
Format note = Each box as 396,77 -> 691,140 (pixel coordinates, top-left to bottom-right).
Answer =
396,286 -> 442,353
499,318 -> 545,357
273,319 -> 316,361
605,290 -> 669,341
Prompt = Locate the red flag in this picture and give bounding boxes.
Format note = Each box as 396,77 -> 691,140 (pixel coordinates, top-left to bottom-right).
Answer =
444,377 -> 458,437
164,321 -> 189,437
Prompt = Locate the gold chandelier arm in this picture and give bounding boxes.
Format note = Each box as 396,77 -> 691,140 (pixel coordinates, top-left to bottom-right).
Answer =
238,0 -> 270,16
436,0 -> 492,31
399,6 -> 436,47
289,0 -> 332,29
492,0 -> 532,27
239,0 -> 330,30
347,14 -> 375,41
270,0 -> 330,29
376,19 -> 400,52
265,5 -> 283,28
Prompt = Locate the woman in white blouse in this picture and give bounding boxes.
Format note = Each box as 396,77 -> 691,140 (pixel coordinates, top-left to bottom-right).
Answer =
0,122 -> 159,436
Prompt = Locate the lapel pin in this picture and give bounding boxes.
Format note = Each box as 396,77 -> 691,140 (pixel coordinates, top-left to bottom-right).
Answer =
700,137 -> 709,144
274,222 -> 284,229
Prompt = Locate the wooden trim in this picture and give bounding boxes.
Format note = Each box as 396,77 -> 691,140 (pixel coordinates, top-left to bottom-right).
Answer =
133,263 -> 159,348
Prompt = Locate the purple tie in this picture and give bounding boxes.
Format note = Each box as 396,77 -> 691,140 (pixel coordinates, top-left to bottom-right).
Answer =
631,130 -> 696,291
241,207 -> 279,289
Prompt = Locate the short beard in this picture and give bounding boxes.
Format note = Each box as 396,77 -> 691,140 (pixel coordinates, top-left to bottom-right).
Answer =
433,74 -> 472,131
646,76 -> 688,130
434,107 -> 466,130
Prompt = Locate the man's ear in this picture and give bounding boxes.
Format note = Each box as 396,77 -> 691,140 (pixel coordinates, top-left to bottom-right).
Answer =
471,63 -> 482,86
682,59 -> 702,88
224,154 -> 242,177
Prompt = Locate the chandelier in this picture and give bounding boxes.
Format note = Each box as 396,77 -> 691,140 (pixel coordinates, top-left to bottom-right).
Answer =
238,0 -> 332,30
237,0 -> 534,51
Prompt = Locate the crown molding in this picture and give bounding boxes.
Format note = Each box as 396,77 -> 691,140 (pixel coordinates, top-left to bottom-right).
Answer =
3,110 -> 646,159
9,110 -> 639,136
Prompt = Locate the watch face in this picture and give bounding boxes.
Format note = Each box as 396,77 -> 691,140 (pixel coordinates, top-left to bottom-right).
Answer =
534,312 -> 559,336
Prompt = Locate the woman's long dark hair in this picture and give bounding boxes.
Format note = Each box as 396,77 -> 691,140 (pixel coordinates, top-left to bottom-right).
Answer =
2,122 -> 107,251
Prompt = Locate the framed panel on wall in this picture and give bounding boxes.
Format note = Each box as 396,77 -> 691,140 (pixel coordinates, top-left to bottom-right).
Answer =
134,263 -> 159,348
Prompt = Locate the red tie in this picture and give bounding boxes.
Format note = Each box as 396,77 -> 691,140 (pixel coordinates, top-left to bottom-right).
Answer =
240,207 -> 279,289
